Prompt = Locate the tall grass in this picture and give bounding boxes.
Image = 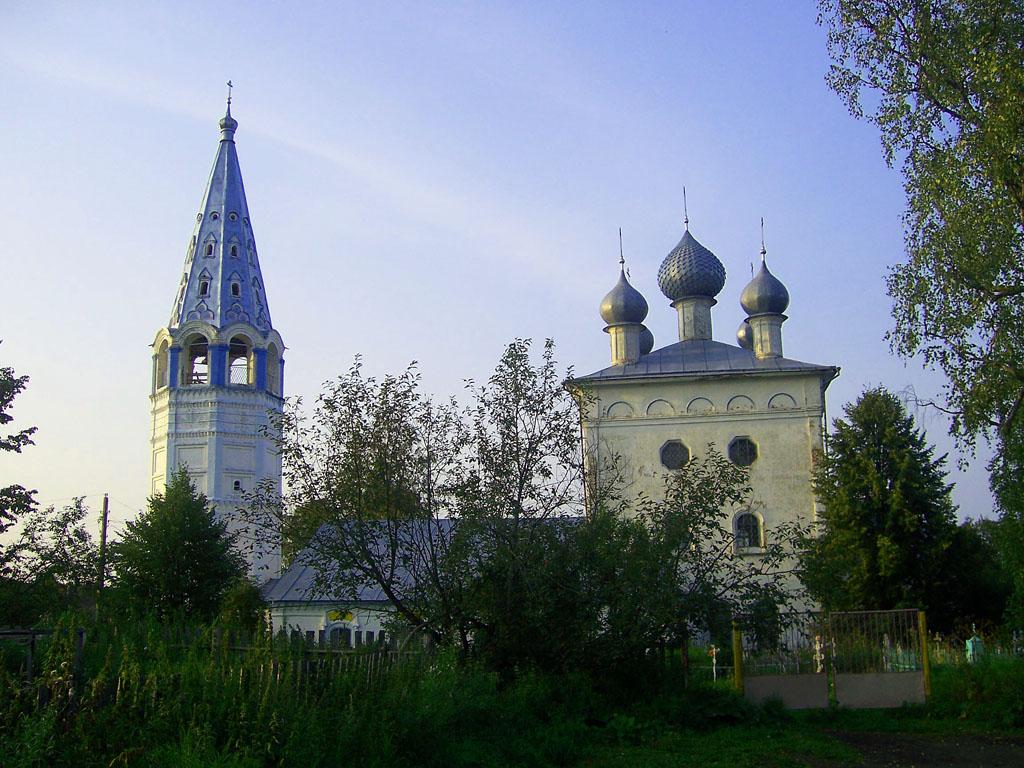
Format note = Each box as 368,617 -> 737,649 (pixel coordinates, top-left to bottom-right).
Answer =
0,617 -> 769,768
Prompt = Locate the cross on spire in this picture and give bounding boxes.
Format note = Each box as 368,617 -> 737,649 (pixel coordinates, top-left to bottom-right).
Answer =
760,216 -> 767,260
683,187 -> 689,229
619,227 -> 625,267
226,80 -> 233,107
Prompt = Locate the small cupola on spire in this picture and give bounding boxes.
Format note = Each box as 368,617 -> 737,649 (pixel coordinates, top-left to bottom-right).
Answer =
600,230 -> 649,366
739,221 -> 790,359
657,190 -> 726,342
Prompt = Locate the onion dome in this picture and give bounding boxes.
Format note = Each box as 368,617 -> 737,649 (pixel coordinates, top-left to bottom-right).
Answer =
600,268 -> 649,325
740,258 -> 790,316
639,325 -> 655,355
658,229 -> 726,301
737,319 -> 754,350
219,104 -> 238,140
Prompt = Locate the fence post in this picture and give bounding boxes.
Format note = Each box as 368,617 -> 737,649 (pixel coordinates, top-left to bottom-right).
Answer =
731,621 -> 744,695
73,627 -> 86,693
917,610 -> 931,702
26,631 -> 36,684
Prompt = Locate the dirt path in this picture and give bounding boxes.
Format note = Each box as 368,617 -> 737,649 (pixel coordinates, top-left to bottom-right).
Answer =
829,731 -> 1024,768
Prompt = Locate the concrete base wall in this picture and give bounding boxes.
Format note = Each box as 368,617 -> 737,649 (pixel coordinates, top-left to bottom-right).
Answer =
835,672 -> 925,708
744,674 -> 829,709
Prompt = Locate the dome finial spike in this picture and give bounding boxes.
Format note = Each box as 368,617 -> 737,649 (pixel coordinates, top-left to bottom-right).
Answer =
760,216 -> 767,261
226,80 -> 233,109
683,186 -> 689,229
618,227 -> 625,268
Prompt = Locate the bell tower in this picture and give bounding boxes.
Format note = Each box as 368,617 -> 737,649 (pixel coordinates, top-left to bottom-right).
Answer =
149,98 -> 284,577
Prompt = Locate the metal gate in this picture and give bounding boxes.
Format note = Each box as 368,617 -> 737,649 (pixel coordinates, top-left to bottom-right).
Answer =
738,609 -> 930,709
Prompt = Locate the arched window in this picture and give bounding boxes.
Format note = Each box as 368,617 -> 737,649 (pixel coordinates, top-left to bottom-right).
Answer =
230,244 -> 239,258
183,335 -> 209,385
267,343 -> 281,395
228,335 -> 253,385
205,243 -> 214,256
735,513 -> 761,550
154,340 -> 169,391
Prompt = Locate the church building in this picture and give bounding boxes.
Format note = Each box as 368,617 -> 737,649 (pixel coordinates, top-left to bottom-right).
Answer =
149,103 -> 285,576
573,215 -> 839,551
145,101 -> 837,634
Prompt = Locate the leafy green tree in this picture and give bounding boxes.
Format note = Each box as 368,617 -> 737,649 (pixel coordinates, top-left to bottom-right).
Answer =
253,340 -> 804,677
8,497 -> 99,620
0,350 -> 42,624
943,519 -> 1011,629
802,387 -> 958,623
0,351 -> 38,551
110,469 -> 245,619
818,0 -> 1024,522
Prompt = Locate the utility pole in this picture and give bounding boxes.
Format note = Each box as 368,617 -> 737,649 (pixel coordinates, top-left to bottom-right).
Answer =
97,493 -> 109,592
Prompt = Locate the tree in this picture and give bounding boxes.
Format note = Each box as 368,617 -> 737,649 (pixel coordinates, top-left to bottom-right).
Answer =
252,340 -> 805,677
110,469 -> 245,619
0,350 -> 38,550
249,340 -> 584,665
801,387 -> 959,624
5,498 -> 100,622
818,1 -> 1024,509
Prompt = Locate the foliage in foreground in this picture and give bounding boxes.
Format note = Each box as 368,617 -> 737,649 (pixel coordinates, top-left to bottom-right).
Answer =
248,340 -> 804,677
0,619 -> 794,768
6,617 -> 1024,768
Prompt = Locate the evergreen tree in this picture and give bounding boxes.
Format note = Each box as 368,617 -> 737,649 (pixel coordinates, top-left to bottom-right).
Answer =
802,387 -> 957,622
110,469 -> 245,619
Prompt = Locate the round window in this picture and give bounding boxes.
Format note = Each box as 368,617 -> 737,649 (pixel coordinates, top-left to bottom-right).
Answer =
660,441 -> 690,470
729,437 -> 758,467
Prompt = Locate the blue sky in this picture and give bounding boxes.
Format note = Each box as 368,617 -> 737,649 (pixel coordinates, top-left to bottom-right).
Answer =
0,1 -> 994,533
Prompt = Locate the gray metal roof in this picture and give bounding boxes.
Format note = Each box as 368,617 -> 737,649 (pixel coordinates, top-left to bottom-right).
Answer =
573,338 -> 838,383
261,560 -> 390,604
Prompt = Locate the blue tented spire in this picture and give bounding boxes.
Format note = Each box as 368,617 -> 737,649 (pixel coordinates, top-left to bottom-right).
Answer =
168,107 -> 272,332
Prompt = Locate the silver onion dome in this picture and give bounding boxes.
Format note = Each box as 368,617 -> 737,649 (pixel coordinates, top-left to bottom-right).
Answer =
740,260 -> 790,316
219,105 -> 238,139
639,325 -> 655,355
657,229 -> 726,301
736,319 -> 754,350
600,268 -> 649,325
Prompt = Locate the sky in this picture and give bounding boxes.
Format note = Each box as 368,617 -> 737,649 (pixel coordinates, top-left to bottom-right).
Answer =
0,1 -> 996,536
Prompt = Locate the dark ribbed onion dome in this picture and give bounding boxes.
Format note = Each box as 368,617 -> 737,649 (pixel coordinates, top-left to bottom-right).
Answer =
639,325 -> 655,355
740,260 -> 790,315
600,268 -> 649,325
736,319 -> 754,350
657,230 -> 726,301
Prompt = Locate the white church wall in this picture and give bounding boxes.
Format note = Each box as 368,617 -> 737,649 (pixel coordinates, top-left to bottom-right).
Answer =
581,371 -> 827,537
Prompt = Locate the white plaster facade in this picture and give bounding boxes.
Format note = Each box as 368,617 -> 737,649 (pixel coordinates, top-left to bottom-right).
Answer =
580,368 -> 833,537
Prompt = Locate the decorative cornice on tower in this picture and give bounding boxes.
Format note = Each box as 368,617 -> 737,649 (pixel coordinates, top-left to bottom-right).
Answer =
168,105 -> 273,333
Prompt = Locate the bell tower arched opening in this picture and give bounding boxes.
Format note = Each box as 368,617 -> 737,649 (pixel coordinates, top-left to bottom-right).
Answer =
154,340 -> 169,392
267,342 -> 281,395
228,335 -> 253,385
182,334 -> 210,385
